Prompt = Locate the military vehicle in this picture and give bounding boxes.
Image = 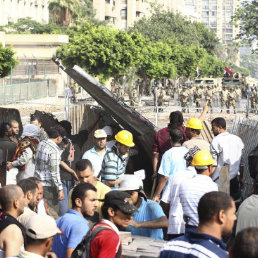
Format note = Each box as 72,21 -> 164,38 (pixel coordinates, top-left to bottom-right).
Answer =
194,78 -> 221,88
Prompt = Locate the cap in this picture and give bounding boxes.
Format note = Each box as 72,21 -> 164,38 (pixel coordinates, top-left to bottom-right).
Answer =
94,129 -> 107,138
117,175 -> 147,201
26,214 -> 62,239
102,126 -> 113,136
102,191 -> 137,214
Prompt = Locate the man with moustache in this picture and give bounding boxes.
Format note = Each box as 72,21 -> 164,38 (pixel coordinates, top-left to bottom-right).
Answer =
9,120 -> 20,145
52,182 -> 98,258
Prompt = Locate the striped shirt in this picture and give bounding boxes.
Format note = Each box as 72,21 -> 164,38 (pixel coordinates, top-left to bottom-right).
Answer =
179,175 -> 218,227
101,146 -> 127,184
34,139 -> 63,190
159,231 -> 228,258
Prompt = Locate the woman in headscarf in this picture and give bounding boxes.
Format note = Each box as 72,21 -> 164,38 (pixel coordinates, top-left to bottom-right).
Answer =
7,124 -> 39,182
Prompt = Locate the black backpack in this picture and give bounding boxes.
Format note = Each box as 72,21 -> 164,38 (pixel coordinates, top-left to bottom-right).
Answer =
71,225 -> 113,258
248,144 -> 258,180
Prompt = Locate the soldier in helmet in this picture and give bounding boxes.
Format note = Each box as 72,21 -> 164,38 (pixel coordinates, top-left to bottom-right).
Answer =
194,86 -> 203,112
205,85 -> 213,113
220,85 -> 228,112
180,85 -> 190,113
130,87 -> 138,106
157,85 -> 166,112
226,87 -> 236,114
250,86 -> 258,113
235,86 -> 242,108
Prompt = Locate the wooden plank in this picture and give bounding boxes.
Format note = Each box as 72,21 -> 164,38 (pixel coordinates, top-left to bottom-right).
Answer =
219,165 -> 230,194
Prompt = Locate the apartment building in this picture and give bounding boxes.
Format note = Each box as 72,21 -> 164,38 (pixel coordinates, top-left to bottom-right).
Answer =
0,0 -> 49,26
184,0 -> 240,44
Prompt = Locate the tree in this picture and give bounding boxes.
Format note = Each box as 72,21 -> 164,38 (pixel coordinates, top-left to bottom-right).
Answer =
240,52 -> 258,78
128,9 -> 219,55
232,0 -> 258,50
231,64 -> 250,77
0,44 -> 18,78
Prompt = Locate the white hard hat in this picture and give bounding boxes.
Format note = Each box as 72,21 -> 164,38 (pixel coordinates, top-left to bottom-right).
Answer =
118,175 -> 144,193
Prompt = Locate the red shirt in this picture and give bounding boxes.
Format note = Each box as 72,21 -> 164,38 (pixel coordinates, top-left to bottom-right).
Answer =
90,222 -> 122,258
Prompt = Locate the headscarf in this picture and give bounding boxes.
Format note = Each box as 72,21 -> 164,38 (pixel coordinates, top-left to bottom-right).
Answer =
21,124 -> 39,141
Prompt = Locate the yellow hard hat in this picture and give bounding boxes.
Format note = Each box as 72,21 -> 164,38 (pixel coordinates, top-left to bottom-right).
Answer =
192,150 -> 215,167
186,117 -> 203,130
115,130 -> 135,147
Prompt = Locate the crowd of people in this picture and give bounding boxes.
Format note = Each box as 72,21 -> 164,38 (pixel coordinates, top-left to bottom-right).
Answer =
0,107 -> 258,258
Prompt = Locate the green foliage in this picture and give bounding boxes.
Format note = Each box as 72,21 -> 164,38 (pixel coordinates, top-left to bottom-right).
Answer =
199,53 -> 225,77
128,9 -> 219,55
232,0 -> 258,50
240,52 -> 258,78
3,18 -> 66,34
0,44 -> 18,78
231,64 -> 250,77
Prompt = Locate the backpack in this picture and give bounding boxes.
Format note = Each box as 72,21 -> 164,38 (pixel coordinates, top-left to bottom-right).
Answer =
248,144 -> 258,180
71,225 -> 112,258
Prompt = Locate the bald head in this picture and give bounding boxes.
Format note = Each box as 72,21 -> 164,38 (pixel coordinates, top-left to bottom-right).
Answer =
0,185 -> 24,211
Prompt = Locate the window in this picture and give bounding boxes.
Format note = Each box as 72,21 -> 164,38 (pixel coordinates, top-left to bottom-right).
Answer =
120,9 -> 127,18
136,11 -> 141,17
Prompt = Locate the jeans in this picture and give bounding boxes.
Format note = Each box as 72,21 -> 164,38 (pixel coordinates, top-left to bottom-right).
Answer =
59,180 -> 75,216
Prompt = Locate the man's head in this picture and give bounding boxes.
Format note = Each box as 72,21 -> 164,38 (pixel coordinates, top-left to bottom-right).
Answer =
169,128 -> 183,145
211,117 -> 227,136
59,120 -> 72,136
71,182 -> 98,217
101,191 -> 137,228
25,214 -> 61,256
30,114 -> 42,129
47,125 -> 67,145
192,150 -> 216,176
0,185 -> 25,217
17,179 -> 39,211
198,191 -> 236,236
168,111 -> 184,128
0,122 -> 12,138
75,159 -> 94,184
94,129 -> 107,151
9,120 -> 19,136
115,130 -> 135,155
28,177 -> 44,204
185,118 -> 203,139
118,175 -> 147,205
231,228 -> 258,258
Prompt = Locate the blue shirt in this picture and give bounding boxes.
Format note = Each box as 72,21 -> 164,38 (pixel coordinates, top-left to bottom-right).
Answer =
82,147 -> 108,177
52,209 -> 89,258
159,231 -> 228,258
158,146 -> 188,179
126,198 -> 165,240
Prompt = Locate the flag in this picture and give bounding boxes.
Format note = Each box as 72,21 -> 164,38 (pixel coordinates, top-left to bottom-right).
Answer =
196,64 -> 199,77
225,66 -> 232,75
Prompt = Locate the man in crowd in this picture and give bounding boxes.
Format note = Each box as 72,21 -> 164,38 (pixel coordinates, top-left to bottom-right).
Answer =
34,125 -> 67,219
30,114 -> 48,141
231,228 -> 258,258
52,182 -> 98,258
179,150 -> 218,232
18,214 -> 61,258
17,179 -> 39,227
101,130 -> 135,188
82,129 -> 108,177
118,175 -> 168,240
0,185 -> 25,257
153,128 -> 188,202
161,147 -> 199,240
89,191 -> 137,257
9,119 -> 20,144
183,117 -> 210,150
159,191 -> 236,258
210,117 -> 244,200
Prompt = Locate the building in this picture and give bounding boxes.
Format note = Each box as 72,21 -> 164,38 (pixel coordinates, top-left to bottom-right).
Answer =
0,0 -> 49,26
184,0 -> 240,44
93,0 -> 187,30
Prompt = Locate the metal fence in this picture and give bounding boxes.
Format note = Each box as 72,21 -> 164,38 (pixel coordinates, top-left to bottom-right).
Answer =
0,80 -> 56,105
231,117 -> 258,199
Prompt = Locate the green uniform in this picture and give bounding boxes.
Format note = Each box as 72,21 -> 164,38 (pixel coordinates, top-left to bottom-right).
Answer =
194,88 -> 203,111
130,88 -> 138,106
180,88 -> 190,113
226,90 -> 236,114
220,88 -> 228,111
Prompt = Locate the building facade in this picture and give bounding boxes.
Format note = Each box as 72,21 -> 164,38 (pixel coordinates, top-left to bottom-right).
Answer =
0,0 -> 49,26
184,0 -> 240,44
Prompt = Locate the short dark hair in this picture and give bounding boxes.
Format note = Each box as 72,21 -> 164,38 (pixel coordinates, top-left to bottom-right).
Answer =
17,179 -> 38,195
30,114 -> 41,123
25,235 -> 48,247
232,228 -> 258,258
191,128 -> 201,135
169,128 -> 183,143
59,120 -> 72,135
0,122 -> 10,138
101,202 -> 119,220
71,182 -> 96,208
27,177 -> 41,184
168,111 -> 184,128
211,117 -> 226,130
47,125 -> 67,139
75,159 -> 93,172
198,191 -> 233,224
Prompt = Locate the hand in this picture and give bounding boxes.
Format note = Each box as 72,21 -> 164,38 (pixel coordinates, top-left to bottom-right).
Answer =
73,171 -> 79,181
128,220 -> 139,228
202,102 -> 208,113
153,195 -> 160,203
6,162 -> 13,170
58,190 -> 64,200
45,252 -> 57,258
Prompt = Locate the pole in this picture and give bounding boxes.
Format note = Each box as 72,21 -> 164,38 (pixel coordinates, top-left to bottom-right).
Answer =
246,85 -> 251,118
11,66 -> 13,103
154,81 -> 158,127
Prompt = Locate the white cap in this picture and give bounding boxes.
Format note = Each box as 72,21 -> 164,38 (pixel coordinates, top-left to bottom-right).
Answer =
102,126 -> 113,136
118,175 -> 143,191
94,129 -> 107,138
26,214 -> 62,239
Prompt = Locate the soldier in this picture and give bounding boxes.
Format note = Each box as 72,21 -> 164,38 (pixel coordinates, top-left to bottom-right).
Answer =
220,85 -> 228,112
235,86 -> 242,108
226,87 -> 236,114
117,85 -> 124,101
130,87 -> 138,106
180,85 -> 190,113
204,85 -> 213,113
157,86 -> 166,112
250,86 -> 258,113
194,86 -> 203,112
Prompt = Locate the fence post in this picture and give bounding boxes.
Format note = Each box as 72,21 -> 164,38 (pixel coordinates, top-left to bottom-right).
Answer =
11,66 -> 14,103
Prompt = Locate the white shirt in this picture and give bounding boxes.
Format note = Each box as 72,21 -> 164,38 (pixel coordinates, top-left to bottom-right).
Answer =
179,174 -> 218,226
161,167 -> 196,234
210,132 -> 244,182
37,199 -> 47,215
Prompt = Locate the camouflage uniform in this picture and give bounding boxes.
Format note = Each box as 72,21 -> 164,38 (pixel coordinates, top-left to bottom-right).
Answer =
250,87 -> 258,113
226,88 -> 236,114
180,86 -> 190,113
194,87 -> 203,112
130,88 -> 138,106
235,87 -> 242,108
205,86 -> 213,112
220,86 -> 228,112
157,87 -> 166,111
